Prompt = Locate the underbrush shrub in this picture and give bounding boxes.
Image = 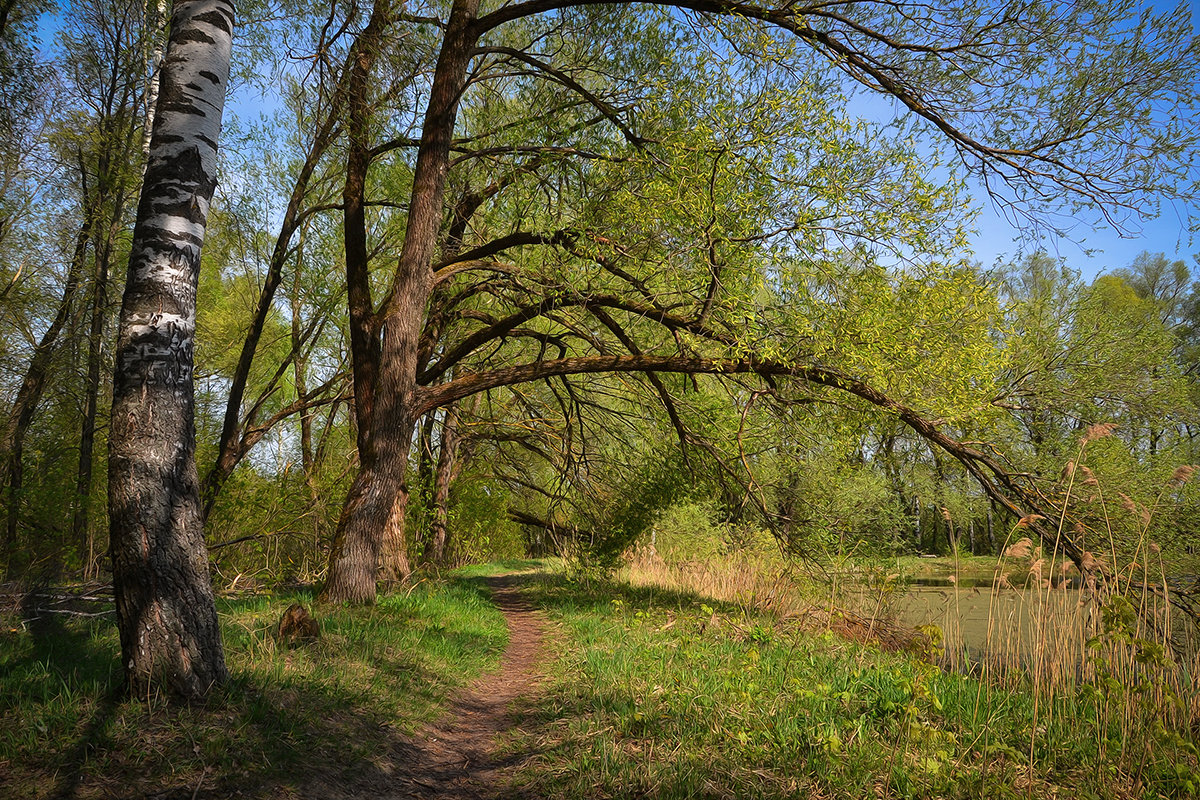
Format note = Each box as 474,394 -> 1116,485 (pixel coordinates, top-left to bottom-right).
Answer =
649,500 -> 776,562
206,468 -> 347,587
442,476 -> 526,565
767,461 -> 909,559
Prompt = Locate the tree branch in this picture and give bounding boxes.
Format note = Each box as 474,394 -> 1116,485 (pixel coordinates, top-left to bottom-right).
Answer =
416,352 -> 1089,570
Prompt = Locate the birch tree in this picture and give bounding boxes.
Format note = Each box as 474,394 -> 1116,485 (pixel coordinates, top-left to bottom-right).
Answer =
108,0 -> 233,698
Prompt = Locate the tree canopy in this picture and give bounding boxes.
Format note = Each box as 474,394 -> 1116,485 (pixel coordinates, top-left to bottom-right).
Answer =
0,0 -> 1198,695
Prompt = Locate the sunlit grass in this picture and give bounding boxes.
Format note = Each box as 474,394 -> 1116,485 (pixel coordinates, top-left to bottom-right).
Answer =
507,562 -> 1200,799
0,576 -> 507,799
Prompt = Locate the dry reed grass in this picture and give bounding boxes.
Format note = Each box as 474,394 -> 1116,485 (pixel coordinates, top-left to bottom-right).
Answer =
624,531 -> 1199,725
621,545 -> 930,654
910,440 -> 1200,794
622,544 -> 807,619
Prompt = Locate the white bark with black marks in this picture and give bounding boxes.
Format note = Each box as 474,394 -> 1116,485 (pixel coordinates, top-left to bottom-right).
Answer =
108,0 -> 233,700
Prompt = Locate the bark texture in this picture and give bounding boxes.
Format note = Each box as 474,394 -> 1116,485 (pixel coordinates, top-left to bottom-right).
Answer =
108,0 -> 232,699
320,0 -> 481,604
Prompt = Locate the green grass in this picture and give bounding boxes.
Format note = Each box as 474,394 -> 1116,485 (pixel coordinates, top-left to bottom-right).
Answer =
0,575 -> 507,799
451,557 -> 549,578
5,562 -> 1196,799
504,568 -> 1200,800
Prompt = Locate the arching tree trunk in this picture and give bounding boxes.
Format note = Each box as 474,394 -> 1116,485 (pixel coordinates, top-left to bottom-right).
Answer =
107,0 -> 233,699
201,78 -> 343,517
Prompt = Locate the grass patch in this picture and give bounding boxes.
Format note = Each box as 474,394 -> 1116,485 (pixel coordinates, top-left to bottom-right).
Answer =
0,575 -> 507,799
452,558 -> 549,578
506,566 -> 1200,800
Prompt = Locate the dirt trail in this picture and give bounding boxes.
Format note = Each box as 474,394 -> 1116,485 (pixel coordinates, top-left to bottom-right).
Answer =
387,573 -> 545,799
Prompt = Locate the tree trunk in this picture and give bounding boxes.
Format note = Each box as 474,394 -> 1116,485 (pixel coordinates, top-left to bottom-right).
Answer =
415,412 -> 437,559
289,233 -> 327,563
201,85 -> 342,516
107,0 -> 232,700
986,503 -> 996,555
378,486 -> 412,583
425,403 -> 462,566
2,225 -> 89,578
340,0 -> 395,454
72,228 -> 110,579
414,411 -> 436,557
140,0 -> 168,163
913,496 -> 922,550
292,241 -> 313,474
320,0 -> 414,592
73,182 -> 130,578
321,0 -> 480,604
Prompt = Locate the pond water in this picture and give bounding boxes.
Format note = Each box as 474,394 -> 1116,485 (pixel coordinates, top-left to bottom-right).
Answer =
886,580 -> 1200,680
894,584 -> 1094,668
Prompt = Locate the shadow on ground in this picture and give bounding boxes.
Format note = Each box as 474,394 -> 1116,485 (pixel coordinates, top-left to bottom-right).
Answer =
0,577 -> 508,800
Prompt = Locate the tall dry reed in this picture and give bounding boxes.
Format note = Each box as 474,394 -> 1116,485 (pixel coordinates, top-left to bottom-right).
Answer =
622,544 -> 808,619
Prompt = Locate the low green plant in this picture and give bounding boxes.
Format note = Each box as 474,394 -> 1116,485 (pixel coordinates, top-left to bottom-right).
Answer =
505,565 -> 1200,800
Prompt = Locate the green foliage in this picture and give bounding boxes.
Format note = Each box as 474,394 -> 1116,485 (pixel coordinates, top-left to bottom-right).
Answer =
651,500 -> 735,562
1081,593 -> 1198,797
1,0 -> 1199,623
595,447 -> 695,564
805,262 -> 1004,424
0,0 -> 49,160
444,474 -> 527,565
196,206 -> 291,387
777,458 -> 911,558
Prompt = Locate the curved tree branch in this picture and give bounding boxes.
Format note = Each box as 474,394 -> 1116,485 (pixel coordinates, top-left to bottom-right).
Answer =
417,352 -> 1088,571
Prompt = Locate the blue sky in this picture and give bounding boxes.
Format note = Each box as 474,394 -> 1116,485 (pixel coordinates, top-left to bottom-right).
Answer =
962,0 -> 1200,278
967,187 -> 1196,279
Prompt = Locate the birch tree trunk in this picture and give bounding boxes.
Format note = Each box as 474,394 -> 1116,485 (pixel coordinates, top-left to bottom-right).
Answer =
108,0 -> 232,699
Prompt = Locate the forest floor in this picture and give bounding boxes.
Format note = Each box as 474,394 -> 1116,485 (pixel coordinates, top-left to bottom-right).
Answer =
0,570 -> 545,800
5,561 -> 1198,799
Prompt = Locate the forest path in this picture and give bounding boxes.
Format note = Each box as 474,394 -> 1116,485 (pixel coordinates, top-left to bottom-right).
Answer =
387,572 -> 546,799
